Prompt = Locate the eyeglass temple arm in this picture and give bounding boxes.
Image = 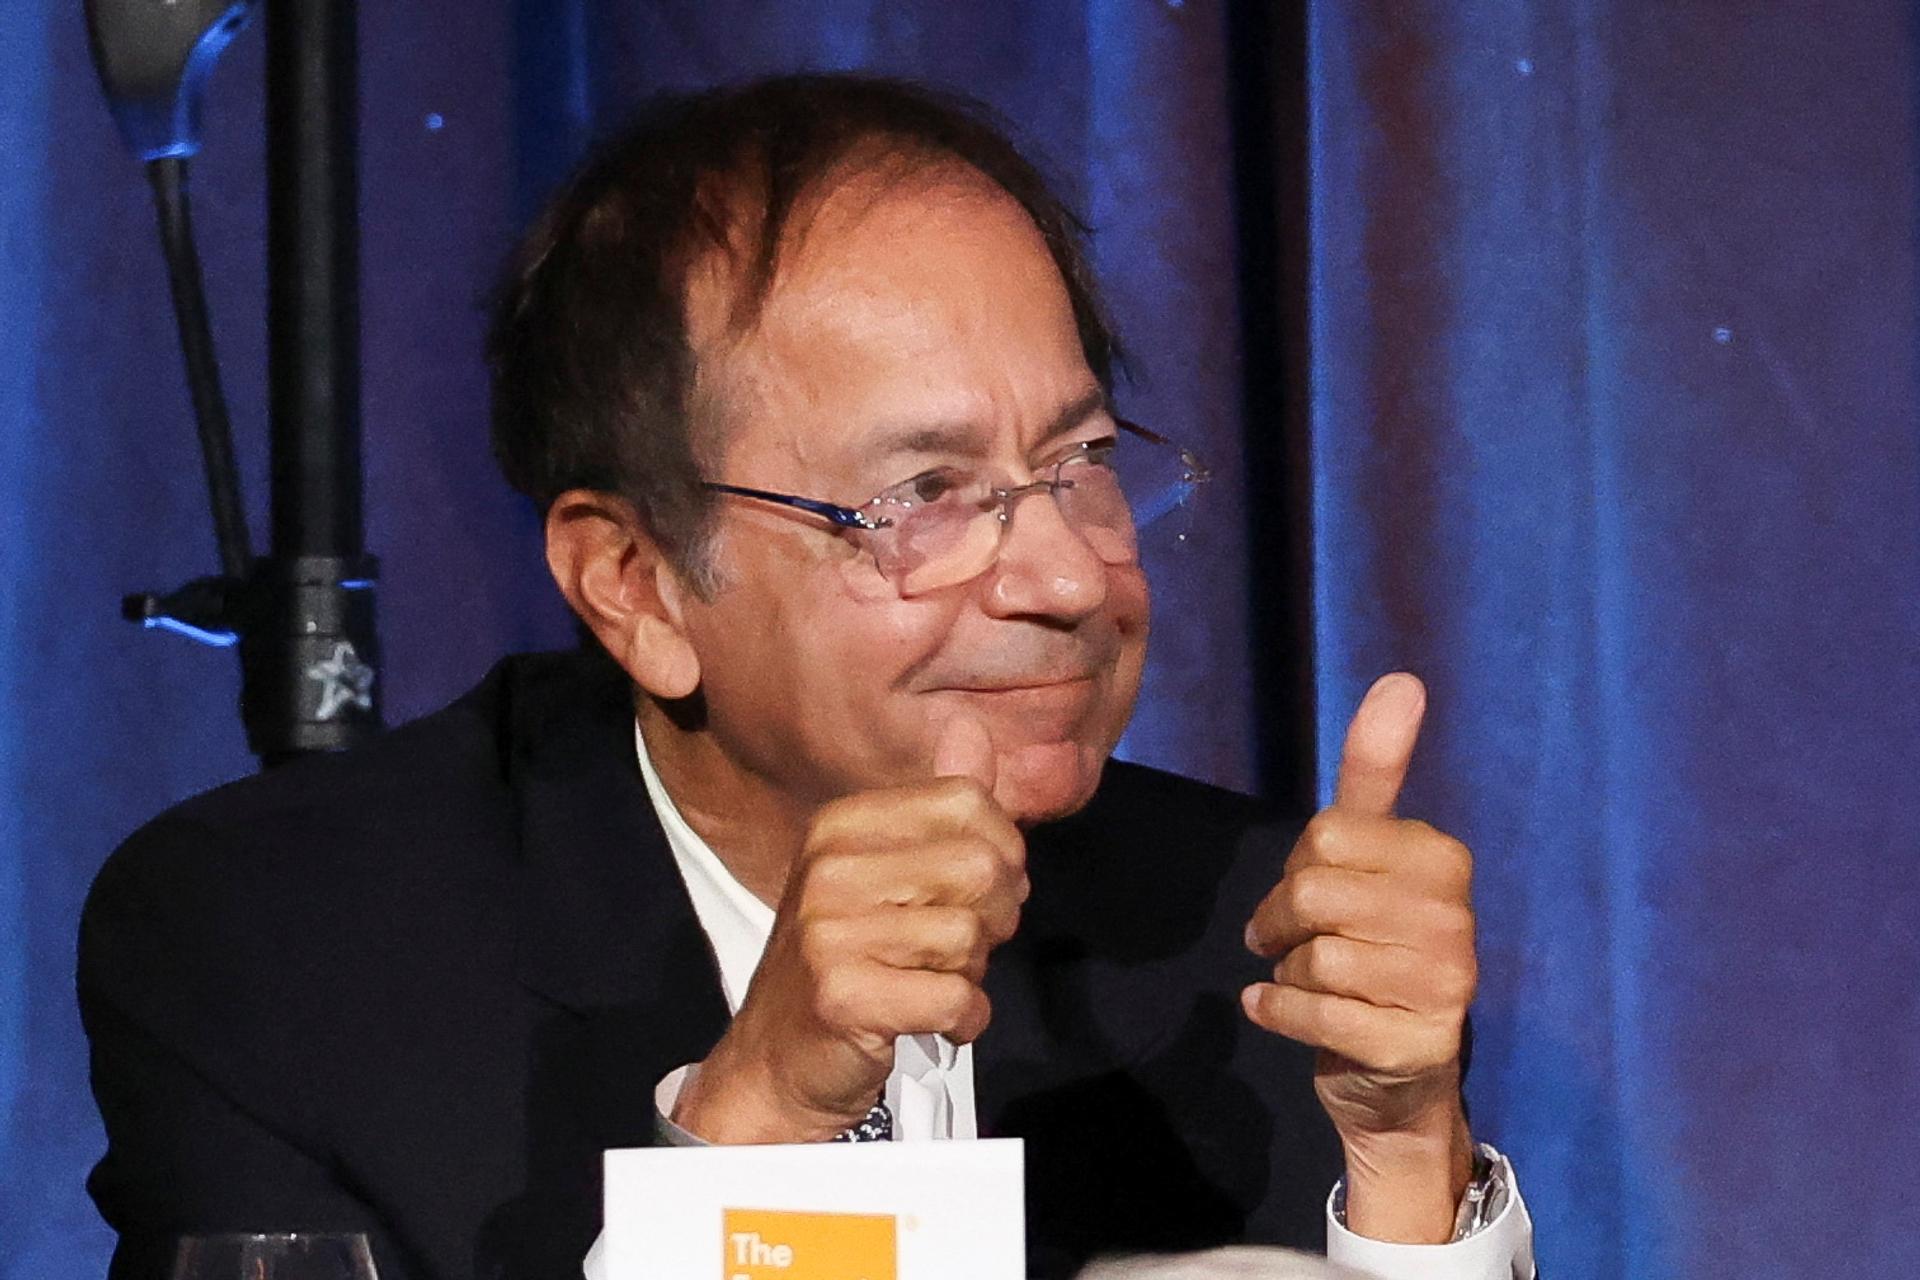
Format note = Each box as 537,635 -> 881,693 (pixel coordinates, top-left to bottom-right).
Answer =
1112,417 -> 1213,532
1115,417 -> 1172,447
702,481 -> 886,530
1118,418 -> 1211,478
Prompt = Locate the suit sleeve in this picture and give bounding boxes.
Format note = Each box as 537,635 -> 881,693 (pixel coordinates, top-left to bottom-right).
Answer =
77,815 -> 414,1280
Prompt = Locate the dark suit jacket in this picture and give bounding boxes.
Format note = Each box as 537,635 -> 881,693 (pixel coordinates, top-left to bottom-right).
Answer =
80,650 -> 1343,1280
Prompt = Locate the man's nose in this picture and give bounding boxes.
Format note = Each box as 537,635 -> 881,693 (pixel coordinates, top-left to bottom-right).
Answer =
980,487 -> 1109,621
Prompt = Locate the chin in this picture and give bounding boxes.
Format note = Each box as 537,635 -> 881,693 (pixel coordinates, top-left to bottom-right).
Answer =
994,740 -> 1107,827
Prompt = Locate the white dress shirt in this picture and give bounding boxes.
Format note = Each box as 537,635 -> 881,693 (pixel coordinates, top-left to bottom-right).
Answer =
583,725 -> 1536,1280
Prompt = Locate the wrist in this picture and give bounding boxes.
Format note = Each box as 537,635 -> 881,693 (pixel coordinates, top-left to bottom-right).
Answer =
1338,1103 -> 1474,1244
671,1045 -> 853,1145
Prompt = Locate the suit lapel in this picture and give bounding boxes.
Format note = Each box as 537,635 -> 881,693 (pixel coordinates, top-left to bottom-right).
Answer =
974,817 -> 1114,1131
506,653 -> 731,1137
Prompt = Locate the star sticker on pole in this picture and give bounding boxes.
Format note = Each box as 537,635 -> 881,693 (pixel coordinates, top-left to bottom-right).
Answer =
306,641 -> 375,720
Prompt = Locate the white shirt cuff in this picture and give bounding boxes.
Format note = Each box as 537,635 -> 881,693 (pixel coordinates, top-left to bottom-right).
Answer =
651,1063 -> 708,1146
1325,1146 -> 1535,1280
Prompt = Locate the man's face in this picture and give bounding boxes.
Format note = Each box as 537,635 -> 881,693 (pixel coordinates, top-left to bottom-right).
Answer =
675,165 -> 1149,824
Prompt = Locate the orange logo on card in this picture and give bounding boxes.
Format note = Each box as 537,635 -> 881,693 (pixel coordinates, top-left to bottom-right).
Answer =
722,1207 -> 897,1280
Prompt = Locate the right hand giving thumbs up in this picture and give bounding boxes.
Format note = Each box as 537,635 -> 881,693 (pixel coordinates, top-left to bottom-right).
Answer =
670,713 -> 1028,1143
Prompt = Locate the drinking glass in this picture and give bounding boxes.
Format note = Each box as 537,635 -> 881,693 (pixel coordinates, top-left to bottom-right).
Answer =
170,1232 -> 379,1280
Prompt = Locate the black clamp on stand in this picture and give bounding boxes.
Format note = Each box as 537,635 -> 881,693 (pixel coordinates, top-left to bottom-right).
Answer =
122,558 -> 379,764
89,0 -> 383,767
239,556 -> 381,762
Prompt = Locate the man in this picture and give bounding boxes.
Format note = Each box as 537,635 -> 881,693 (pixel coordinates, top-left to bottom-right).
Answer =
81,75 -> 1534,1278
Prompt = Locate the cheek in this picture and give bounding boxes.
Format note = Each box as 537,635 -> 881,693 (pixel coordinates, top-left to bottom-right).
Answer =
1078,565 -> 1149,764
1113,558 -> 1150,619
1111,564 -> 1150,637
1106,564 -> 1151,698
693,544 -> 966,787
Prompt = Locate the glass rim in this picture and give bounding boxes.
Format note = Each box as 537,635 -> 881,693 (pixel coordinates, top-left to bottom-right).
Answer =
176,1233 -> 372,1241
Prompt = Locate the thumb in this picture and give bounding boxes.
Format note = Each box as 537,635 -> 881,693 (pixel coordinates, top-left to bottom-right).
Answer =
933,712 -> 997,791
1332,672 -> 1426,817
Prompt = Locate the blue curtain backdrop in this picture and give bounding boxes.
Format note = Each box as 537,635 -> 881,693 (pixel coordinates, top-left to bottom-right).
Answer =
1309,5 -> 1920,1275
2,3 -> 1915,1278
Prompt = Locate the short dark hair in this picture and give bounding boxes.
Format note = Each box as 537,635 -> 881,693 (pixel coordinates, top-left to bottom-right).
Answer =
486,73 -> 1122,580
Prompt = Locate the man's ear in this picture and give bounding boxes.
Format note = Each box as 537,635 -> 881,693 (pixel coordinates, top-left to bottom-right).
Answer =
544,490 -> 702,700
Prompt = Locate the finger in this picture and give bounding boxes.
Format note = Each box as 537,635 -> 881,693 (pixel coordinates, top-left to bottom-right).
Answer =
1333,672 -> 1426,817
802,836 -> 1028,938
1240,982 -> 1459,1078
825,907 -> 997,982
1271,935 -> 1476,1014
934,712 -> 997,790
1285,810 -> 1473,890
811,780 -> 1026,871
821,963 -> 994,1045
1246,864 -> 1470,957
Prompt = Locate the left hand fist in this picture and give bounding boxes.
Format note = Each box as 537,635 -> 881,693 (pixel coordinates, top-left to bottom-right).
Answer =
1242,673 -> 1477,1144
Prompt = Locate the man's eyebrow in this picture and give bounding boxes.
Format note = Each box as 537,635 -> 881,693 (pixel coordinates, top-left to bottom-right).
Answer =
1033,387 -> 1114,446
862,388 -> 1112,461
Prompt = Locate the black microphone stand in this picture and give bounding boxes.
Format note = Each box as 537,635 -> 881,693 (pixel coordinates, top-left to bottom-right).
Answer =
88,0 -> 382,767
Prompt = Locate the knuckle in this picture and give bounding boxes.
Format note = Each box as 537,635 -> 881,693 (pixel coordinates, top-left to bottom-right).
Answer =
807,796 -> 863,843
796,918 -> 844,969
946,907 -> 985,957
954,987 -> 993,1041
1285,866 -> 1337,927
1302,937 -> 1345,988
1282,939 -> 1315,986
1301,812 -> 1343,863
1376,1045 -> 1425,1077
933,973 -> 973,1020
799,851 -> 854,901
1423,828 -> 1473,887
983,898 -> 1022,947
812,969 -> 860,1028
953,841 -> 1000,897
1441,958 -> 1479,1006
1278,869 -> 1310,915
1416,953 -> 1475,1007
1364,1023 -> 1438,1076
1398,820 -> 1472,885
1414,1018 -> 1464,1067
1427,899 -> 1475,946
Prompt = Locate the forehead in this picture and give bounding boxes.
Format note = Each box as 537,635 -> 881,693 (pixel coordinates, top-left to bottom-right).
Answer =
686,161 -> 1096,481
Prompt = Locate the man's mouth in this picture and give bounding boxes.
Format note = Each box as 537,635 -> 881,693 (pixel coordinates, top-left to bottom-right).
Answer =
948,674 -> 1099,694
939,678 -> 1100,735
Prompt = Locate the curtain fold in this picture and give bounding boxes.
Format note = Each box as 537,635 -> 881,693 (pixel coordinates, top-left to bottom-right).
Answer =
1310,4 -> 1920,1275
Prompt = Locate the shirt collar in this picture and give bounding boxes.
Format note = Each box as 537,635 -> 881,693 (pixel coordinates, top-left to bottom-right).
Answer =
633,720 -> 774,1011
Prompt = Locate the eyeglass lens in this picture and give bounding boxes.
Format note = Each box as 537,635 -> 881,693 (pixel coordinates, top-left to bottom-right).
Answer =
876,460 -> 1140,596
